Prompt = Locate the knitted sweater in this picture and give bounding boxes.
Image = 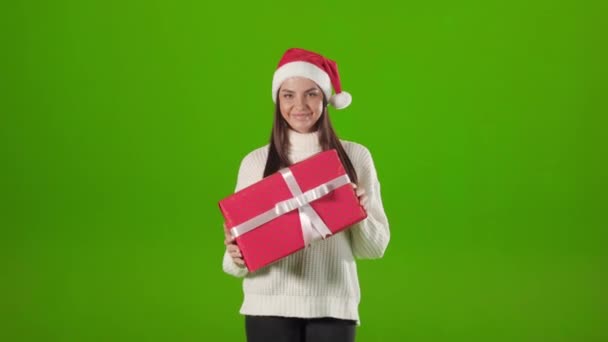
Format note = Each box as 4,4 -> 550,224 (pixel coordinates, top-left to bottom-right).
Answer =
222,129 -> 390,323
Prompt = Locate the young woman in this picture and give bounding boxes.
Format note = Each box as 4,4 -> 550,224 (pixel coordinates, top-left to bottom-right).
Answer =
222,48 -> 390,342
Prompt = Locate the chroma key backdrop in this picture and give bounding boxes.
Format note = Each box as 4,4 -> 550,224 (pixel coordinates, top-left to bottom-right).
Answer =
2,1 -> 606,341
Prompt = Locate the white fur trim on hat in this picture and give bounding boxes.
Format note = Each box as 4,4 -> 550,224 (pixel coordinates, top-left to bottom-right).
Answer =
272,61 -> 332,102
329,91 -> 352,110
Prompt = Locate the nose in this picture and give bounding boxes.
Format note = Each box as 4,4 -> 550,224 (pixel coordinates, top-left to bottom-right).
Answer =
295,94 -> 308,108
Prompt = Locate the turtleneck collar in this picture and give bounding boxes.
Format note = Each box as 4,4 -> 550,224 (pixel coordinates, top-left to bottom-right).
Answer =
287,128 -> 321,155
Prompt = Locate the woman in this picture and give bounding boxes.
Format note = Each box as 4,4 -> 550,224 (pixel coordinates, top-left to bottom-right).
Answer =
222,48 -> 390,342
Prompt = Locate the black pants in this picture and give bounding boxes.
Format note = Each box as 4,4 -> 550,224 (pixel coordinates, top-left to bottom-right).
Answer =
245,315 -> 356,342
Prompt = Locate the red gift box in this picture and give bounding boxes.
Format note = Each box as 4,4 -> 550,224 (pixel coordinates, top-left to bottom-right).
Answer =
219,149 -> 367,273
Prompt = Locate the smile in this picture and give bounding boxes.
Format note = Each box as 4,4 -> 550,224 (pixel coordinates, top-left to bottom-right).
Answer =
292,113 -> 311,117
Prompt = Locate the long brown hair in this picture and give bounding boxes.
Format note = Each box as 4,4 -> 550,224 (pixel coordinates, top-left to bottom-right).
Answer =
263,96 -> 358,184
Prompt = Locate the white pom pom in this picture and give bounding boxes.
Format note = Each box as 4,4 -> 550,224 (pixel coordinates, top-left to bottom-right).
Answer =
329,91 -> 352,109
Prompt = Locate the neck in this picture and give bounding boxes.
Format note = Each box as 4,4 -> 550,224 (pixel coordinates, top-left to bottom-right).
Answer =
287,129 -> 321,155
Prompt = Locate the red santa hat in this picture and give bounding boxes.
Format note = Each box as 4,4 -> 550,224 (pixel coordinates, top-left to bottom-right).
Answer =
272,48 -> 352,110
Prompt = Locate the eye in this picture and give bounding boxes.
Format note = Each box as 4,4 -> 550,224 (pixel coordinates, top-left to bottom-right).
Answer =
282,93 -> 293,99
308,92 -> 319,97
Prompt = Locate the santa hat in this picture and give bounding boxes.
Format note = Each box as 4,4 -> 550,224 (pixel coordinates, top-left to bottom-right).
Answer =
272,48 -> 352,110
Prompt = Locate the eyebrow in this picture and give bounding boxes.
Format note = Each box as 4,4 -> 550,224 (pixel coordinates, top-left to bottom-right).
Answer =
280,88 -> 320,93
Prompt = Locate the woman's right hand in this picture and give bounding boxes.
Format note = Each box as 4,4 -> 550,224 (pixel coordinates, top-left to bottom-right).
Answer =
224,223 -> 246,267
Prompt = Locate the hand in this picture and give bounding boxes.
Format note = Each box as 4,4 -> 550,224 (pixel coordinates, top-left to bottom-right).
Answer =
224,223 -> 246,267
351,183 -> 369,211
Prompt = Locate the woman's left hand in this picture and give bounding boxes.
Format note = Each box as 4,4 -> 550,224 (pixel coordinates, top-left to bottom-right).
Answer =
351,183 -> 369,211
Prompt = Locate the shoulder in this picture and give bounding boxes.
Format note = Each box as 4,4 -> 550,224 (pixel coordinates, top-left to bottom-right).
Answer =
339,139 -> 380,182
339,139 -> 373,164
240,144 -> 269,167
234,144 -> 269,191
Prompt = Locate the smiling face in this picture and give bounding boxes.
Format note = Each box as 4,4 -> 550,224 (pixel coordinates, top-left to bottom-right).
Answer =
277,77 -> 325,133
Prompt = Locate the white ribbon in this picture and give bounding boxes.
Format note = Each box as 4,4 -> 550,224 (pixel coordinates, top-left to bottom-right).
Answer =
230,169 -> 351,246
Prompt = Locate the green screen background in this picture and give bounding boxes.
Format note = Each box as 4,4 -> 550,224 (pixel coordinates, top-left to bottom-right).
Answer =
2,1 -> 606,341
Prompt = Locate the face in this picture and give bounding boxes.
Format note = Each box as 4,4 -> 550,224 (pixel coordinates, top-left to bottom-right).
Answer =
278,77 -> 324,133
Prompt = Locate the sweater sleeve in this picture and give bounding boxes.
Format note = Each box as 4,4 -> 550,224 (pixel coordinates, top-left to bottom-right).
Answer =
222,249 -> 248,278
349,146 -> 391,259
221,148 -> 267,278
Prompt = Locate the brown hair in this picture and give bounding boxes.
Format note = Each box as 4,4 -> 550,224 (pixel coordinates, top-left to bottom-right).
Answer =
263,96 -> 358,184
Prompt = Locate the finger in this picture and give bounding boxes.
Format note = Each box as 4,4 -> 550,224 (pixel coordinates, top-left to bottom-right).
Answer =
356,188 -> 366,197
351,183 -> 357,189
224,233 -> 234,243
230,250 -> 242,258
224,227 -> 235,242
233,258 -> 245,266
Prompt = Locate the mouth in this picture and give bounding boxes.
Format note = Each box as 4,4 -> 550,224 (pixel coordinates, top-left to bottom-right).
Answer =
292,113 -> 311,120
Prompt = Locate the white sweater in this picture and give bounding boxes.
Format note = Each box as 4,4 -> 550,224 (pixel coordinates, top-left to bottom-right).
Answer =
222,129 -> 390,323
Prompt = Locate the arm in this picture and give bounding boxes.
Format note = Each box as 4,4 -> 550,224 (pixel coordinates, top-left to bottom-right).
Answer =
350,147 -> 391,259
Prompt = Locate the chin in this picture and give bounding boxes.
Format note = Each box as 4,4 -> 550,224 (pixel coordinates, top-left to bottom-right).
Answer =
292,125 -> 312,133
